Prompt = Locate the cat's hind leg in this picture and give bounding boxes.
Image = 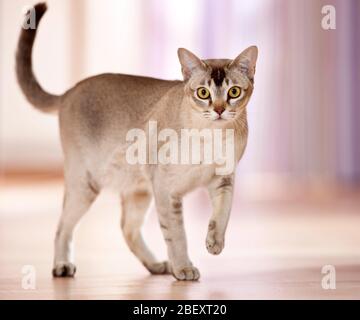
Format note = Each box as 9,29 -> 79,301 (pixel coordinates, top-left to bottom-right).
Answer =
121,187 -> 171,275
52,170 -> 99,277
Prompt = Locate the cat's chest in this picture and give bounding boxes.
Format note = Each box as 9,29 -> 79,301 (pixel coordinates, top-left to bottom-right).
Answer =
156,163 -> 217,195
155,138 -> 247,195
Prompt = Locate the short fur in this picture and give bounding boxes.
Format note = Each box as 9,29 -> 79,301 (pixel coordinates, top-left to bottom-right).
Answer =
16,3 -> 258,280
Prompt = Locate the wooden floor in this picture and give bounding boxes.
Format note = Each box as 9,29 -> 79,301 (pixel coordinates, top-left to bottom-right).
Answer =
1,179 -> 360,299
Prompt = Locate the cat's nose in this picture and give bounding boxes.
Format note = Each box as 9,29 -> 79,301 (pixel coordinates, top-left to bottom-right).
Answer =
214,106 -> 225,115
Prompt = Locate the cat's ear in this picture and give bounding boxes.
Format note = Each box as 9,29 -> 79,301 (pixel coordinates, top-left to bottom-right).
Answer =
177,48 -> 206,81
229,46 -> 258,79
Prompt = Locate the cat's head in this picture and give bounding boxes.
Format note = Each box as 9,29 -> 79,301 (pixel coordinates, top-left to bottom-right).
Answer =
178,46 -> 258,122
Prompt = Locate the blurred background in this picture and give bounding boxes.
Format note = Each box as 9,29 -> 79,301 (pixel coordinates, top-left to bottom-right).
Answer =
1,0 -> 359,185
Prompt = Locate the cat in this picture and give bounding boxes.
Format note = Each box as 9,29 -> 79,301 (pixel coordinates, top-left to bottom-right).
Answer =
16,3 -> 258,281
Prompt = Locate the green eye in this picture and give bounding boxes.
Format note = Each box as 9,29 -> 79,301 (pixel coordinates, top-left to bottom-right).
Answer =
197,87 -> 210,99
228,86 -> 242,99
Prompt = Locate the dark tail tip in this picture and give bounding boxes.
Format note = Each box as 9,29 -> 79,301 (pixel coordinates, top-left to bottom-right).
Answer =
34,2 -> 47,15
26,3 -> 47,27
17,1 -> 59,112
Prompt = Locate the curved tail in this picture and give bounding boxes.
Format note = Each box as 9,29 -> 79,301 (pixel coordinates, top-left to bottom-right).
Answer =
16,3 -> 61,113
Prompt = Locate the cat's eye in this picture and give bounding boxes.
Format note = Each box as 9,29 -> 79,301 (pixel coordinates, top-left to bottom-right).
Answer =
197,87 -> 210,100
228,86 -> 242,99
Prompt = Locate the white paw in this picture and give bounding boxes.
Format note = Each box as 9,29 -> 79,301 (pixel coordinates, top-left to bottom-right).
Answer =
172,265 -> 200,281
146,261 -> 172,275
52,262 -> 76,277
206,228 -> 224,255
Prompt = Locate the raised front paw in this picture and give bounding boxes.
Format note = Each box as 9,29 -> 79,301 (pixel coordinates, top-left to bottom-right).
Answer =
206,220 -> 224,255
172,265 -> 200,281
52,262 -> 77,277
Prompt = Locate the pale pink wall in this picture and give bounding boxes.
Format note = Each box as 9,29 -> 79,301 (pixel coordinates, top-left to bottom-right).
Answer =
1,0 -> 359,184
1,0 -> 74,170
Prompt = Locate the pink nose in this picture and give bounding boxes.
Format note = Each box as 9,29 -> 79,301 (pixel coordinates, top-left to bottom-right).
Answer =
214,106 -> 225,115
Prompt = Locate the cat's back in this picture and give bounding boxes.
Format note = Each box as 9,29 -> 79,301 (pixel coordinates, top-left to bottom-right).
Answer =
60,73 -> 182,142
63,73 -> 180,113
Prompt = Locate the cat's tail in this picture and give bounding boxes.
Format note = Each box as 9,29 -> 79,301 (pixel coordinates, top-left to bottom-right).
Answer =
16,3 -> 61,113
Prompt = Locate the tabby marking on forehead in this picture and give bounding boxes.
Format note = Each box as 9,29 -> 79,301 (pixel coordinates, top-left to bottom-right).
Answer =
211,67 -> 226,87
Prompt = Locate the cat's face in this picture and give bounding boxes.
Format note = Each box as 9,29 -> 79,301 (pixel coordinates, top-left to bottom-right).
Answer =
178,46 -> 258,122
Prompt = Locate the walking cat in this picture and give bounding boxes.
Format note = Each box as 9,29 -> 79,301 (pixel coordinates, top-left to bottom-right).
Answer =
16,3 -> 258,280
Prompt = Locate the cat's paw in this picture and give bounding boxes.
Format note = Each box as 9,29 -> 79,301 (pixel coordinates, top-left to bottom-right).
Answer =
172,266 -> 200,281
52,262 -> 76,277
146,261 -> 172,275
206,230 -> 224,255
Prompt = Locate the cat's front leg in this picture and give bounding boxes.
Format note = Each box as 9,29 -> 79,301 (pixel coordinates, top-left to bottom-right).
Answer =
206,174 -> 234,255
153,185 -> 200,281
